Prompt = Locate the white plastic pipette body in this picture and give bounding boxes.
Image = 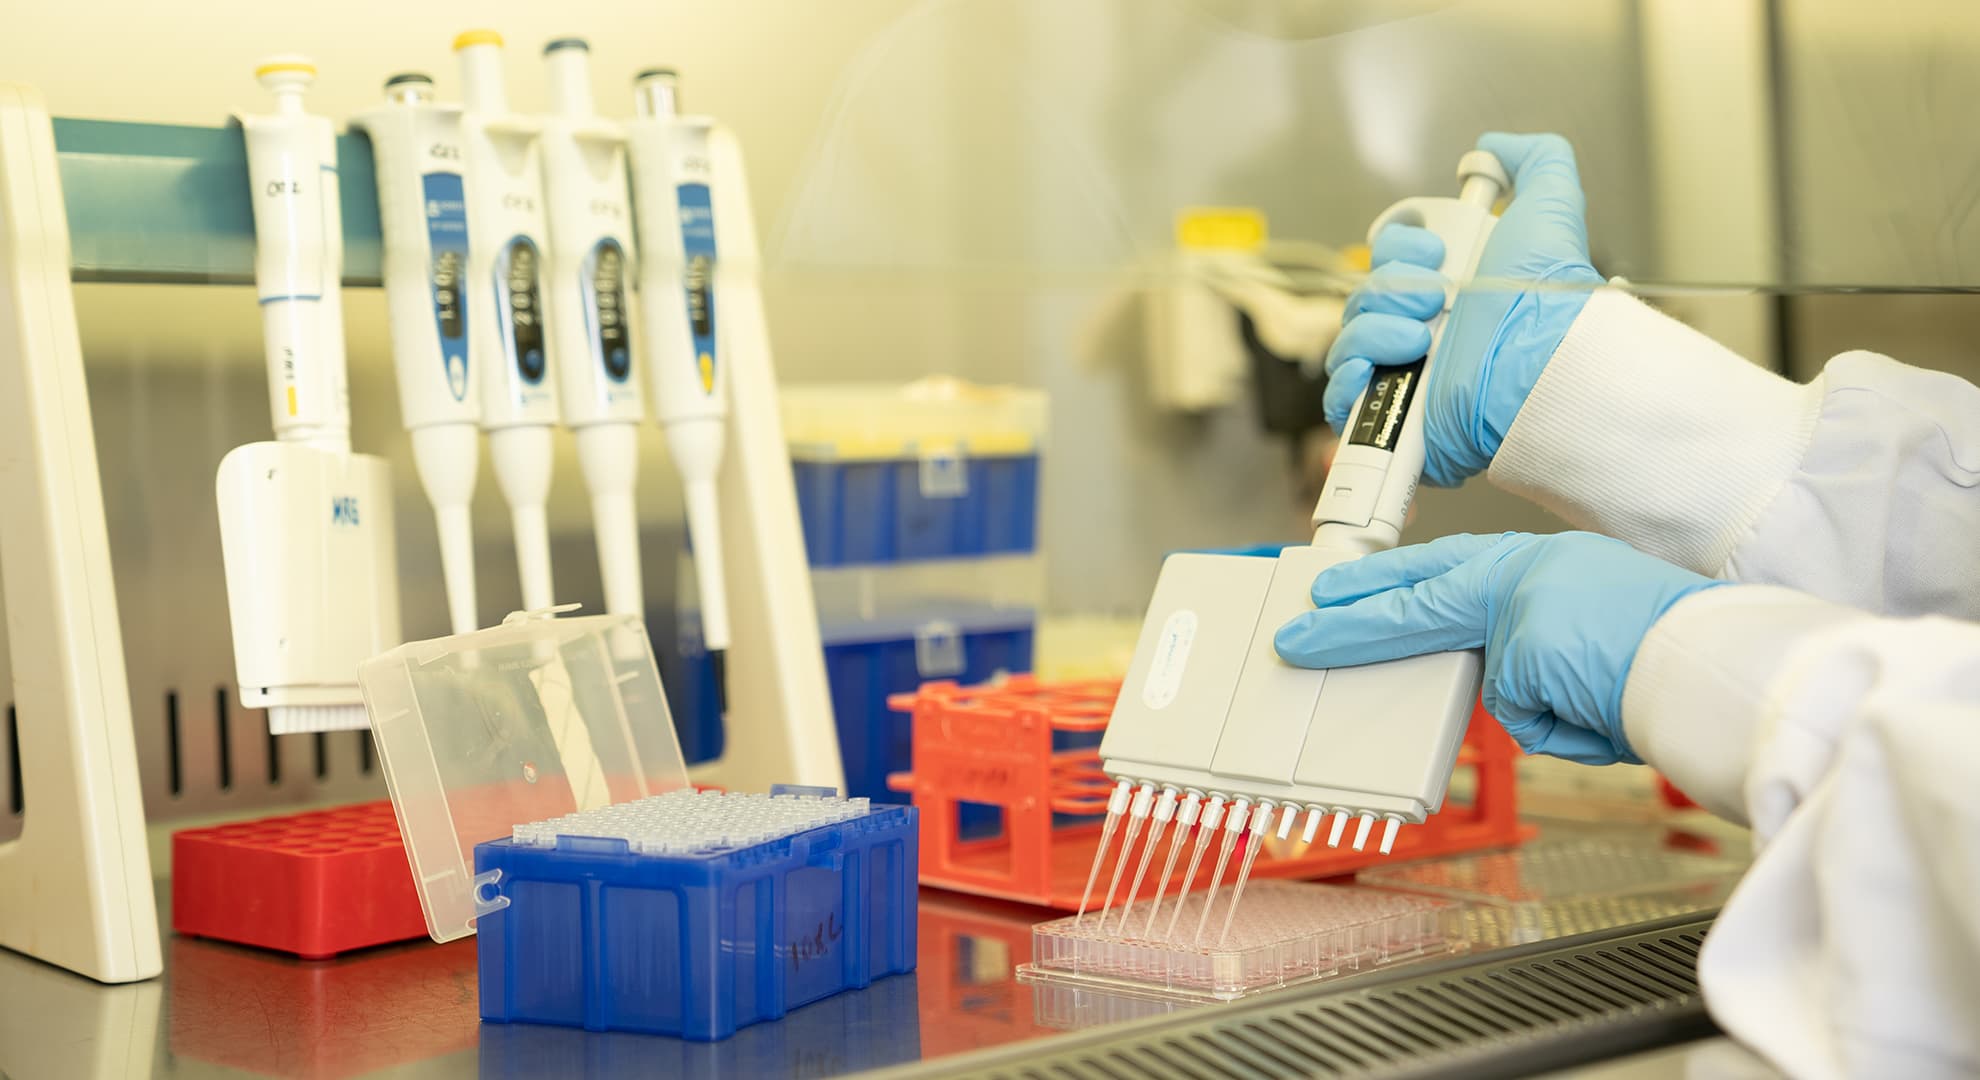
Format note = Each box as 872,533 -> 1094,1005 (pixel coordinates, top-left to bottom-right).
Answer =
239,57 -> 349,454
1311,151 -> 1509,556
538,37 -> 645,618
457,31 -> 560,611
628,70 -> 733,653
357,74 -> 481,634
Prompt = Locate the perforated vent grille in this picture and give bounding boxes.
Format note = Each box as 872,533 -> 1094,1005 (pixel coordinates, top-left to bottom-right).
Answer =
922,919 -> 1713,1080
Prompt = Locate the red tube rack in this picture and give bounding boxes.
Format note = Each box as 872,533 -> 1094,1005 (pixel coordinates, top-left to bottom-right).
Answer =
172,801 -> 426,959
888,675 -> 1532,910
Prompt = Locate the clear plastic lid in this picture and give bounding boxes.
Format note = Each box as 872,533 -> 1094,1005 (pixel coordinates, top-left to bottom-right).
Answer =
358,607 -> 690,942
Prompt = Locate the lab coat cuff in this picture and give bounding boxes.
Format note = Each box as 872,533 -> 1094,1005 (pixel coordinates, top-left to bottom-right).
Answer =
1488,290 -> 1821,576
1621,584 -> 1864,824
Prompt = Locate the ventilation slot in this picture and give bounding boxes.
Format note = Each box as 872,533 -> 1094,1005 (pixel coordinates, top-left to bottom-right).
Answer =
959,919 -> 1712,1080
5,703 -> 21,816
165,690 -> 183,796
214,687 -> 233,790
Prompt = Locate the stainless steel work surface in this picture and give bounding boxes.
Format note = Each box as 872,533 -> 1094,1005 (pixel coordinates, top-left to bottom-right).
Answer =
0,817 -> 1747,1079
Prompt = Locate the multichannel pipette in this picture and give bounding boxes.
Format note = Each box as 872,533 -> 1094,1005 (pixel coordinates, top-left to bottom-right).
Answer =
1070,150 -> 1509,937
216,56 -> 401,735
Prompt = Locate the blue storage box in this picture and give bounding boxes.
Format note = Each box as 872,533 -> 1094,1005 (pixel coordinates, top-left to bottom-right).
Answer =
783,380 -> 1046,566
358,611 -> 919,1044
791,453 -> 1040,566
474,802 -> 918,1041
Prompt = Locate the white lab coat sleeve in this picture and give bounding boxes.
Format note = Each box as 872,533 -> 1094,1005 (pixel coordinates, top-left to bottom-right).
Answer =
1487,289 -> 1980,619
1620,584 -> 1980,1079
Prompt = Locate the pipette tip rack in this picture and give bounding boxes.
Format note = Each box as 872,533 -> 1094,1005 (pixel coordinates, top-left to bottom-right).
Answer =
476,789 -> 918,1041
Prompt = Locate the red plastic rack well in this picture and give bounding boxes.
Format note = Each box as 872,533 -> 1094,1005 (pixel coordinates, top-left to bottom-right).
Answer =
888,675 -> 1534,910
172,801 -> 426,959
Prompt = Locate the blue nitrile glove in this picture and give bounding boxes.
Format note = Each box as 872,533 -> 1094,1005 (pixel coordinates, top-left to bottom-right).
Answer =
1323,133 -> 1608,487
1272,532 -> 1724,765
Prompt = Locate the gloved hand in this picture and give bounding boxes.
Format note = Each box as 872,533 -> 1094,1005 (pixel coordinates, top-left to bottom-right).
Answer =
1323,132 -> 1607,487
1273,532 -> 1723,765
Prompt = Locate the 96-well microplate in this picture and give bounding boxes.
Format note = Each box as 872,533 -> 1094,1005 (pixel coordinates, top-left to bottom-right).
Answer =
1019,880 -> 1463,1002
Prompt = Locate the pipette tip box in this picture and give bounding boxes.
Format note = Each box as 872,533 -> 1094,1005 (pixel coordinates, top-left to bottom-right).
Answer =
475,791 -> 918,1041
359,610 -> 919,1043
1019,881 -> 1462,1002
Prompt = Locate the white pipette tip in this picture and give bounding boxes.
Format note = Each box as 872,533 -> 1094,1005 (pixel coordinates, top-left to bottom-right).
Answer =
1275,805 -> 1297,840
1129,783 -> 1155,820
1201,795 -> 1228,832
1379,815 -> 1403,856
1352,812 -> 1376,851
1177,791 -> 1204,826
1327,809 -> 1350,848
1108,779 -> 1134,814
1153,787 -> 1179,823
1301,808 -> 1324,845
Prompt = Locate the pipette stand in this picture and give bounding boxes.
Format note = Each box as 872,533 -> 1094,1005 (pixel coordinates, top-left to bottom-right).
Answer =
0,84 -> 161,984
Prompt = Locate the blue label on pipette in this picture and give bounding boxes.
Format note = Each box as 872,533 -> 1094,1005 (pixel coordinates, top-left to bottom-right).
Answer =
422,172 -> 470,401
675,183 -> 718,395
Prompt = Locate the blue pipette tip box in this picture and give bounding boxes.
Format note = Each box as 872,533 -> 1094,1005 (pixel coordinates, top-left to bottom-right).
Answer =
474,802 -> 918,1042
358,611 -> 920,1043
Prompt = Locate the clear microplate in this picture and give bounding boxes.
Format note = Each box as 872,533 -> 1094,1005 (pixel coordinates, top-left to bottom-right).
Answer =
1018,881 -> 1464,1002
1358,839 -> 1746,948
